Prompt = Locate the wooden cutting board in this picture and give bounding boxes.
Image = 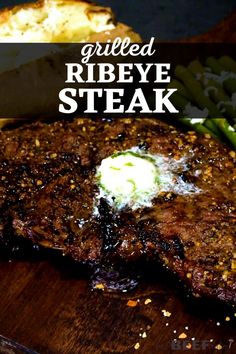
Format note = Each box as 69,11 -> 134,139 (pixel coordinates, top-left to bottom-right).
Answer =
0,11 -> 236,354
0,250 -> 236,354
0,247 -> 236,354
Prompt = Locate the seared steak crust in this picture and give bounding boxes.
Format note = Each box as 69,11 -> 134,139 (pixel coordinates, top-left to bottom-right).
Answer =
0,118 -> 235,303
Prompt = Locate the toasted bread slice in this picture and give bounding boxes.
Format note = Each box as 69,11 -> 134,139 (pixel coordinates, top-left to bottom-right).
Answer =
0,0 -> 141,43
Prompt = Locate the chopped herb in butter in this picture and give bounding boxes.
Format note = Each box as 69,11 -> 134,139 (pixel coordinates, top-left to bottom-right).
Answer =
96,151 -> 159,210
96,149 -> 200,211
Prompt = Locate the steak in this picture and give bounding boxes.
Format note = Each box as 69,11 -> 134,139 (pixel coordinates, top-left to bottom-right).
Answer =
0,118 -> 236,304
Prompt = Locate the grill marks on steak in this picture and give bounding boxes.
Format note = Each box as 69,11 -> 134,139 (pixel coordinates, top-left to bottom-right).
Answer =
0,118 -> 236,303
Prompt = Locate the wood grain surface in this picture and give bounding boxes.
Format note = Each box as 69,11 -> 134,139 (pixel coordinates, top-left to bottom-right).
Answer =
0,247 -> 235,354
1,10 -> 236,354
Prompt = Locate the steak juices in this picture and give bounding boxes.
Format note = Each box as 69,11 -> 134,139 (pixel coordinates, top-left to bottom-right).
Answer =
0,118 -> 235,304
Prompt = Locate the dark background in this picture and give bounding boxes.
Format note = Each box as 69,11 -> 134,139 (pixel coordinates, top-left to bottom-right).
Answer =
0,0 -> 236,40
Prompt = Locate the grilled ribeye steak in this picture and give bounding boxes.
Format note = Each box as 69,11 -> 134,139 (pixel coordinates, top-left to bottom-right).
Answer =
0,118 -> 236,303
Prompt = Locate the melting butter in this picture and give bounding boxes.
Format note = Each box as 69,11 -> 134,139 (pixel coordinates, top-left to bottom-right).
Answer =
96,148 -> 200,211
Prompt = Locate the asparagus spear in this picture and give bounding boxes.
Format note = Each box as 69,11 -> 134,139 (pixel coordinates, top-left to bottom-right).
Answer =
223,78 -> 236,96
205,57 -> 236,96
174,65 -> 225,136
189,60 -> 236,119
178,118 -> 219,139
219,56 -> 236,73
174,65 -> 223,118
205,57 -> 224,75
169,92 -> 221,139
208,82 -> 236,119
173,61 -> 236,148
215,119 -> 236,149
168,79 -> 194,101
188,60 -> 204,75
170,91 -> 189,112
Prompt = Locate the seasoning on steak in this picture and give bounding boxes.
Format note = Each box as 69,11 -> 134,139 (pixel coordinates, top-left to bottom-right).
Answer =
0,118 -> 235,304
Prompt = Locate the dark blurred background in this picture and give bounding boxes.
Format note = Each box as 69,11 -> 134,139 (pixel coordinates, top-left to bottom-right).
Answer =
1,0 -> 236,40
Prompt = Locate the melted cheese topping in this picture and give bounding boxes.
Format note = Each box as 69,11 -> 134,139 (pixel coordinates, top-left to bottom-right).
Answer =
0,0 -> 115,43
96,149 -> 200,211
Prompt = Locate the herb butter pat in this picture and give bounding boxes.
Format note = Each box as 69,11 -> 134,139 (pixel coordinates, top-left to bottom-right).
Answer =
96,149 -> 200,210
97,151 -> 159,209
